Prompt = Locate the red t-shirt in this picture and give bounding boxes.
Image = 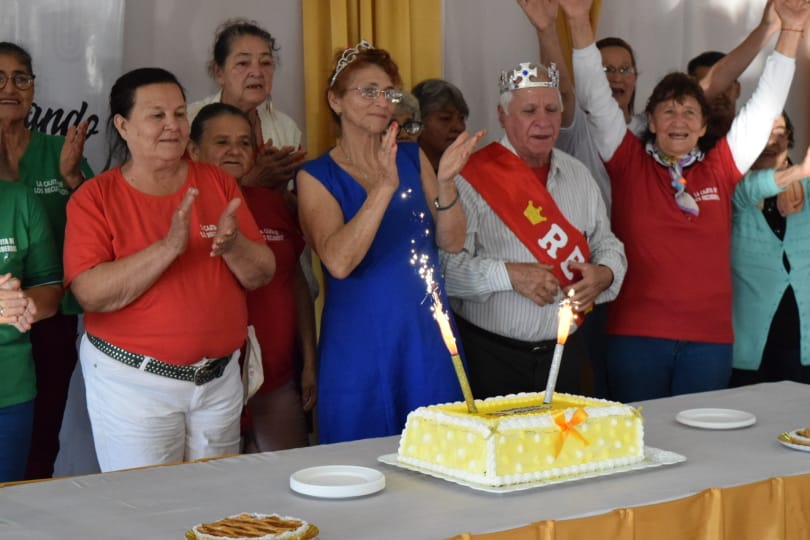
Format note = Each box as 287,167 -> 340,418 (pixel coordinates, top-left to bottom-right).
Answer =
242,187 -> 304,391
605,132 -> 742,343
65,160 -> 263,364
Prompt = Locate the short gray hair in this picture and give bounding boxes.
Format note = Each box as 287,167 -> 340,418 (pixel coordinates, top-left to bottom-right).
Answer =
394,91 -> 421,121
412,78 -> 469,117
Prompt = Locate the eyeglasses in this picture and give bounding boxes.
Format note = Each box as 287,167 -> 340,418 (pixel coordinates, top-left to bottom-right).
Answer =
0,72 -> 35,90
351,86 -> 403,104
396,119 -> 423,136
602,65 -> 636,76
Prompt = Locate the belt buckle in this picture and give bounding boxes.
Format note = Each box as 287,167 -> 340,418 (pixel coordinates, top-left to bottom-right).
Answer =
193,362 -> 214,386
193,357 -> 227,385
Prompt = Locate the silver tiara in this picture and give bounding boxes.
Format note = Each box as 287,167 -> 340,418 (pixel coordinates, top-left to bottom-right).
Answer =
329,39 -> 374,88
499,62 -> 559,94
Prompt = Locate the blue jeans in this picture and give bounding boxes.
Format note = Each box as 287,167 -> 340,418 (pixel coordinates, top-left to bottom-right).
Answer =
0,400 -> 35,483
606,336 -> 732,402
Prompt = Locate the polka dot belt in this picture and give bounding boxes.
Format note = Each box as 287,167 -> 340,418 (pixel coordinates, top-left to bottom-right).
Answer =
86,334 -> 231,385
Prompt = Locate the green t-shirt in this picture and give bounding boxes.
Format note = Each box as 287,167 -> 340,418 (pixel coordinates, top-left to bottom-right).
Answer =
0,181 -> 62,408
18,130 -> 94,314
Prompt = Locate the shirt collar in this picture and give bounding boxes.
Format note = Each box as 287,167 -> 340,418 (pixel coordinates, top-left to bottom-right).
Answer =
499,134 -> 561,184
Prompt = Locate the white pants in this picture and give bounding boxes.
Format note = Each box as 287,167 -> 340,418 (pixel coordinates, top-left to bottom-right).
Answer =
79,334 -> 242,472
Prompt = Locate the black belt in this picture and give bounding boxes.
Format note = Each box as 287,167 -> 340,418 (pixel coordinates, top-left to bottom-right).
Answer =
87,334 -> 231,385
456,317 -> 556,354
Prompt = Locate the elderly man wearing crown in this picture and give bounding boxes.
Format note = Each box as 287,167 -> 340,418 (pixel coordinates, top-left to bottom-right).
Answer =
440,62 -> 626,399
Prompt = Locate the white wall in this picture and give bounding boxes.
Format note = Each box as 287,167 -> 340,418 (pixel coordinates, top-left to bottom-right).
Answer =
122,0 -> 304,136
444,0 -> 810,161
120,0 -> 809,160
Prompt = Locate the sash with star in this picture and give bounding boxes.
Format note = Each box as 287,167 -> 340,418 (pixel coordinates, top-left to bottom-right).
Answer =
461,142 -> 590,287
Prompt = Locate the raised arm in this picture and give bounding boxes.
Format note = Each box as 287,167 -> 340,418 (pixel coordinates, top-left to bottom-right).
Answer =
734,147 -> 810,209
519,0 -> 575,127
726,0 -> 810,173
699,1 -> 780,101
297,168 -> 394,280
561,0 -> 627,161
427,129 -> 485,253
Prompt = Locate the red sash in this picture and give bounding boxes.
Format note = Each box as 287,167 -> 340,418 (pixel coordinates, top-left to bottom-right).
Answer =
462,143 -> 590,287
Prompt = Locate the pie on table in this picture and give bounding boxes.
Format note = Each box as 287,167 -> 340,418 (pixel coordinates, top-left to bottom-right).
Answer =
185,513 -> 319,540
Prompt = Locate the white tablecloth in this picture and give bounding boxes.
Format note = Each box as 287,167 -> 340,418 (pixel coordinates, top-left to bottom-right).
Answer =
2,381 -> 809,539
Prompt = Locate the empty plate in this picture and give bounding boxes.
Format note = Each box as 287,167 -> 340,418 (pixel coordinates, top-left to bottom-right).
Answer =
675,408 -> 756,430
290,465 -> 385,498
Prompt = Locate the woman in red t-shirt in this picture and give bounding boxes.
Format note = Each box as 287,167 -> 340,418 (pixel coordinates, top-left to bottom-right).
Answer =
189,102 -> 316,451
64,68 -> 276,472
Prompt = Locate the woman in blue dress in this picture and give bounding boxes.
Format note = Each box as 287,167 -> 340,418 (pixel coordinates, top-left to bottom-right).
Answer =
297,41 -> 484,443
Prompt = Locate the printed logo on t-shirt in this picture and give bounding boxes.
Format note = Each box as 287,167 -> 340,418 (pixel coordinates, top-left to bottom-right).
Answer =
260,228 -> 286,243
33,178 -> 69,197
0,237 -> 17,261
199,224 -> 218,238
693,186 -> 720,203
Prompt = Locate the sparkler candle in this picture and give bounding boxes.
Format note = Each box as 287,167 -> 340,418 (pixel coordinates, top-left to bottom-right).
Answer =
414,251 -> 477,413
411,251 -> 478,413
543,289 -> 576,405
434,298 -> 478,414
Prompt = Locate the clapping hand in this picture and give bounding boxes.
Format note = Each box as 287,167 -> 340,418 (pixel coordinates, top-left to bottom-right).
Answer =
375,122 -> 401,194
436,129 -> 486,185
211,198 -> 242,257
0,273 -> 35,332
163,188 -> 198,257
59,120 -> 89,190
244,139 -> 306,190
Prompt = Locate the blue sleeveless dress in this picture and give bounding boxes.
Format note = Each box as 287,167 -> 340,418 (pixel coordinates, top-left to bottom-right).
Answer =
301,143 -> 462,443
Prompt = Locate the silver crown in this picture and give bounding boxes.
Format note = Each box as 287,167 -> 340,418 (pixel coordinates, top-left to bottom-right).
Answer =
329,39 -> 374,88
499,62 -> 559,94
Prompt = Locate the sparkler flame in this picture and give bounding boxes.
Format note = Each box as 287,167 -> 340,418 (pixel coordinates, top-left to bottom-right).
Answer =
557,289 -> 575,345
412,251 -> 458,356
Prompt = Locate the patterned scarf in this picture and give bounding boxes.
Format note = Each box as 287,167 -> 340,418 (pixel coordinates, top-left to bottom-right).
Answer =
646,142 -> 703,216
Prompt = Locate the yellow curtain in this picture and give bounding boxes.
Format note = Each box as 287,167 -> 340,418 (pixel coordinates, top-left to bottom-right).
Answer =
555,0 -> 602,75
300,0 -> 442,333
301,0 -> 442,157
447,473 -> 810,540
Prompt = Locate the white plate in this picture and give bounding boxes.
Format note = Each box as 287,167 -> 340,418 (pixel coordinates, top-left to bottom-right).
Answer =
778,431 -> 810,453
378,447 -> 685,494
289,465 -> 385,498
675,408 -> 756,430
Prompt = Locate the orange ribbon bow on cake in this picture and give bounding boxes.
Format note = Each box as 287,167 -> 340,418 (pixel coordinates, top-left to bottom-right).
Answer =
553,407 -> 590,458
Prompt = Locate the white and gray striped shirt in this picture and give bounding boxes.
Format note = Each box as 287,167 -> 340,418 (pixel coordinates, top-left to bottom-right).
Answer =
440,136 -> 626,342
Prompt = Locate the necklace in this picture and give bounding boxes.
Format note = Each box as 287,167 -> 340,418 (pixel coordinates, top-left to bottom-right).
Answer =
337,139 -> 370,182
